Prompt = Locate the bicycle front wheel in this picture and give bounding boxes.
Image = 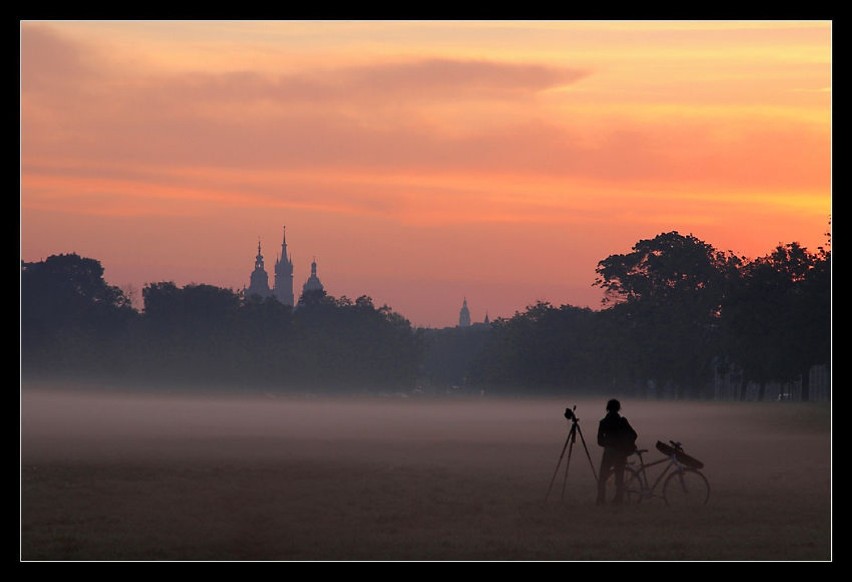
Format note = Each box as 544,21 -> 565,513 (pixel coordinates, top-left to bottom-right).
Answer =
663,469 -> 710,507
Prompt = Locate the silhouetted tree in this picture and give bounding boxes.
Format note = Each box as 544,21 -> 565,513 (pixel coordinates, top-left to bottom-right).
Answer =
21,254 -> 136,376
470,302 -> 598,394
297,288 -> 329,307
720,242 -> 830,400
22,230 -> 828,398
799,242 -> 831,398
593,232 -> 738,397
234,294 -> 295,384
288,293 -> 419,390
135,282 -> 243,382
419,323 -> 493,391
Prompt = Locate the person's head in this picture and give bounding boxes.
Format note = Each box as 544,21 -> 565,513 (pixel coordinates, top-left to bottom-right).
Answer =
606,398 -> 621,413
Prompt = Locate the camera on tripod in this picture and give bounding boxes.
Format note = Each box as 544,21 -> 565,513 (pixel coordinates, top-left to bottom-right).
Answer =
546,404 -> 598,502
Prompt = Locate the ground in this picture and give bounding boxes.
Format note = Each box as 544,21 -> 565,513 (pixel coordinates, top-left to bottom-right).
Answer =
20,386 -> 831,561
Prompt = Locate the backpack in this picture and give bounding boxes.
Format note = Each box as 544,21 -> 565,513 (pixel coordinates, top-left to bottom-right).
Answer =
614,417 -> 638,453
601,415 -> 637,453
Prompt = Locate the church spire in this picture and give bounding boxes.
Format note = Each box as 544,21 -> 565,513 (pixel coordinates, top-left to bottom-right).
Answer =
273,225 -> 295,306
280,225 -> 289,260
458,297 -> 471,328
255,237 -> 264,269
247,237 -> 271,298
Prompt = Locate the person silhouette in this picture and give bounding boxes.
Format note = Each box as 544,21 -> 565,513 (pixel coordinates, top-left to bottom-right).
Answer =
596,398 -> 637,506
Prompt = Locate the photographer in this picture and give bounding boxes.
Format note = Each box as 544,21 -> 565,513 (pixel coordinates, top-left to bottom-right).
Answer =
596,399 -> 637,506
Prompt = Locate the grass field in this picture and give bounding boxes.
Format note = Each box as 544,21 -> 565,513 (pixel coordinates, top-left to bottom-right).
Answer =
20,386 -> 831,561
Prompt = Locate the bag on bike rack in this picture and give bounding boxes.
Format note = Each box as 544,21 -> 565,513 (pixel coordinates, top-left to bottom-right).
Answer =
655,440 -> 704,469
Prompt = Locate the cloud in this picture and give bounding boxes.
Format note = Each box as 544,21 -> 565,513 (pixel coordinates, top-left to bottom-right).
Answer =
21,25 -> 593,177
20,24 -> 97,92
330,58 -> 588,99
21,25 -> 588,103
21,24 -> 829,214
141,59 -> 588,107
165,59 -> 589,106
21,101 -> 829,194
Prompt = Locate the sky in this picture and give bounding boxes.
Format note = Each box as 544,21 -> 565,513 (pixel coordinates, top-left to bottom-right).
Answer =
20,20 -> 831,328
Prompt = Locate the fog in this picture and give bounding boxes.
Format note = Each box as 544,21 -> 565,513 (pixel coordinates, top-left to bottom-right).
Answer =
21,388 -> 826,470
21,385 -> 831,560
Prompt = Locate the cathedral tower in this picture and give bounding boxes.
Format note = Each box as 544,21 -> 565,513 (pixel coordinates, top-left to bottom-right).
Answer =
273,226 -> 295,306
302,258 -> 325,294
298,258 -> 326,305
246,239 -> 272,298
458,297 -> 471,328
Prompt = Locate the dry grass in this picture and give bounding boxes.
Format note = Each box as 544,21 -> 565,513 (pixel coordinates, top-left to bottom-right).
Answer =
20,388 -> 831,561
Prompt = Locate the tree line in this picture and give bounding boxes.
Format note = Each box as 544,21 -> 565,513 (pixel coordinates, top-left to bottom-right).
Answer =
21,255 -> 418,391
21,230 -> 830,398
469,231 -> 830,400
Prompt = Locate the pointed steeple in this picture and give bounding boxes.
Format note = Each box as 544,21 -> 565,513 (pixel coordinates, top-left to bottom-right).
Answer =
254,238 -> 265,270
458,297 -> 471,328
247,237 -> 271,298
273,225 -> 295,306
280,226 -> 289,262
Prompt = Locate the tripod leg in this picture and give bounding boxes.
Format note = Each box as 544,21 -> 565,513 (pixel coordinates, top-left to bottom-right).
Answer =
560,425 -> 576,501
544,432 -> 572,502
574,423 -> 599,483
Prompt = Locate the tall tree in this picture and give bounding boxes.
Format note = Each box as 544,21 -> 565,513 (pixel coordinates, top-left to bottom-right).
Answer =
594,232 -> 737,397
138,282 -> 242,382
720,242 -> 830,400
21,253 -> 136,374
470,302 -> 598,393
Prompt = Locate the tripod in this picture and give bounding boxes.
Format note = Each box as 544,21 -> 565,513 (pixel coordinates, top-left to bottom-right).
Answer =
545,406 -> 599,502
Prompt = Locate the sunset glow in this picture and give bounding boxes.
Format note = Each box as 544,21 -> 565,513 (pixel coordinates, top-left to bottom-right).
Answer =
21,20 -> 831,327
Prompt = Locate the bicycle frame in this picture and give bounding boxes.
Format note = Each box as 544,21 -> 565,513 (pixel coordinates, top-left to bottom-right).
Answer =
627,450 -> 686,501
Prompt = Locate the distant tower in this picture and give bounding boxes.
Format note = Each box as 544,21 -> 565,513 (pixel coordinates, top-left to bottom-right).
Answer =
483,311 -> 490,325
246,239 -> 272,298
458,297 -> 471,328
302,257 -> 325,296
273,226 -> 295,306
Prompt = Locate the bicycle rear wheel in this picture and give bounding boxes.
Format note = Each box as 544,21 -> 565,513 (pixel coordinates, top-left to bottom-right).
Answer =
602,467 -> 642,504
622,467 -> 643,504
663,469 -> 710,507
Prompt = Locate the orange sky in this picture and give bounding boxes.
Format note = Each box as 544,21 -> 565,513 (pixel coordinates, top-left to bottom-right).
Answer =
20,21 -> 831,327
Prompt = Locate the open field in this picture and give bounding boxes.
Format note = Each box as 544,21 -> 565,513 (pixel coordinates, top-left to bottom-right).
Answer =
21,385 -> 831,561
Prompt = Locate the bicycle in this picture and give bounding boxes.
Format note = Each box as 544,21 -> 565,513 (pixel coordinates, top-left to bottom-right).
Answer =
620,440 -> 710,507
